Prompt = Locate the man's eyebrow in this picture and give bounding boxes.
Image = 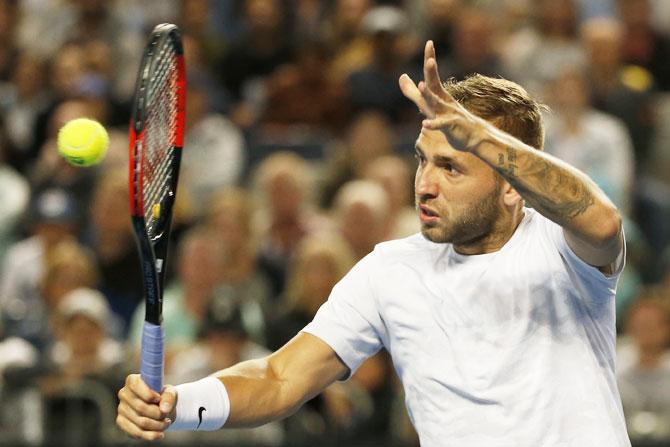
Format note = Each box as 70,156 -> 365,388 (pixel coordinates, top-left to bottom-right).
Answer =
414,144 -> 463,167
414,147 -> 462,166
434,155 -> 459,165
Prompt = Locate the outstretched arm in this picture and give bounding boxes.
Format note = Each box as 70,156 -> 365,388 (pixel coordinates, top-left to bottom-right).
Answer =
218,332 -> 348,427
400,41 -> 623,269
116,333 -> 348,440
466,123 -> 621,269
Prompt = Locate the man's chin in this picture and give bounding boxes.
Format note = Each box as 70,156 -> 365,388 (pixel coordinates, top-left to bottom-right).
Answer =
420,225 -> 450,243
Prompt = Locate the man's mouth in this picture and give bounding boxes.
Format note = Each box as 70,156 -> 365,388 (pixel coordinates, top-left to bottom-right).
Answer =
419,205 -> 440,222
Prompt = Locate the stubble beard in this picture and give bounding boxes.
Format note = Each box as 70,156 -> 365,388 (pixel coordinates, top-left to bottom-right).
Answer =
418,186 -> 502,245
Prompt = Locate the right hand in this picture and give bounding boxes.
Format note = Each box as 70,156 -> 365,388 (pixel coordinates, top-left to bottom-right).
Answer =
116,374 -> 177,441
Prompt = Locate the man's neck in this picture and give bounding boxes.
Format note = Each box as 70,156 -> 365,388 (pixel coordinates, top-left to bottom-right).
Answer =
454,208 -> 525,255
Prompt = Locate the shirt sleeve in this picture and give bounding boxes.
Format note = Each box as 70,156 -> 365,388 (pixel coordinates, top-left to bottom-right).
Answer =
537,212 -> 625,304
302,251 -> 385,379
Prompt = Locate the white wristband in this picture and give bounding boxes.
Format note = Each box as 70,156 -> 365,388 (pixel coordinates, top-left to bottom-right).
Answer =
167,377 -> 230,431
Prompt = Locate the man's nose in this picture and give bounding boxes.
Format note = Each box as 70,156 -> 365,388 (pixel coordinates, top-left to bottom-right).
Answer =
415,165 -> 438,200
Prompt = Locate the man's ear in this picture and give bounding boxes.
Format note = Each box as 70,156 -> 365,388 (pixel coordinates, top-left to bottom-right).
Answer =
501,180 -> 523,207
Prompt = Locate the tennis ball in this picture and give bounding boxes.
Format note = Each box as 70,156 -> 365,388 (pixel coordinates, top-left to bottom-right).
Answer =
57,118 -> 109,167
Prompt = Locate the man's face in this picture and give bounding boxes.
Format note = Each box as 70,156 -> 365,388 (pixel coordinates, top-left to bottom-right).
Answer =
414,128 -> 503,246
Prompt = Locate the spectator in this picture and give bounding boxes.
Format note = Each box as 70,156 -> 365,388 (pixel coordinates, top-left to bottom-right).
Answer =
325,0 -> 374,82
364,154 -> 419,239
167,299 -> 284,446
502,0 -> 585,96
27,42 -> 88,161
0,240 -> 103,443
205,187 -> 273,343
39,287 -> 127,445
320,110 -> 396,208
544,66 -> 635,214
1,52 -> 51,172
442,6 -> 508,81
417,0 -> 462,60
43,288 -> 126,393
178,0 -> 227,70
260,38 -> 351,134
617,288 -> 670,442
649,0 -> 670,36
86,169 -> 142,337
333,180 -> 390,261
128,226 -> 227,367
0,335 -> 40,444
219,0 -> 294,127
252,151 -> 321,300
581,17 -> 656,169
618,0 -> 670,91
346,5 -> 420,123
0,119 -> 30,262
179,73 -> 245,218
291,0 -> 330,43
496,0 -> 533,40
0,0 -> 19,85
181,33 -> 230,114
14,0 -> 78,57
0,188 -> 79,350
266,233 -> 355,351
41,240 -> 102,337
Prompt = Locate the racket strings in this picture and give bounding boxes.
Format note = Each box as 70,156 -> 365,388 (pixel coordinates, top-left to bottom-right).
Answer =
142,39 -> 179,237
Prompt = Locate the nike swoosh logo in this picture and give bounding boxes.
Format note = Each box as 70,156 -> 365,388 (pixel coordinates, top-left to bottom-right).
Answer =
197,406 -> 206,429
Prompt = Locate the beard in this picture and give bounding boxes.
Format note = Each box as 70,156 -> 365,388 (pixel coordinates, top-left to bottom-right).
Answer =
417,184 -> 503,245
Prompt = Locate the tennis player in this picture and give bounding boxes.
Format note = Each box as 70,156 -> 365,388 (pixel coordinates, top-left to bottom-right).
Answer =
116,41 -> 630,446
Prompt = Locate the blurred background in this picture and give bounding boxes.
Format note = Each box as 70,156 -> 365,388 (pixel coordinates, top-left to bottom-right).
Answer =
0,0 -> 669,446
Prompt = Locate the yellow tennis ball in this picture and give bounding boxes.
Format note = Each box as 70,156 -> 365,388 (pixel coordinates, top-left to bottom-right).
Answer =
57,118 -> 109,167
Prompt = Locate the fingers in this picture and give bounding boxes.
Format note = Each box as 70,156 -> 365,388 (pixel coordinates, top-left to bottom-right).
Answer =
424,40 -> 436,65
159,385 -> 178,415
126,374 -> 161,404
118,401 -> 171,431
116,374 -> 171,441
118,386 -> 164,419
422,115 -> 457,130
421,115 -> 472,152
418,80 -> 448,116
423,41 -> 443,95
116,413 -> 166,441
401,41 -> 458,117
399,73 -> 432,117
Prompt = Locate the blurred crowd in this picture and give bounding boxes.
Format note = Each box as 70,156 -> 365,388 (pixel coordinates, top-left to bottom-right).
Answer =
0,0 -> 669,446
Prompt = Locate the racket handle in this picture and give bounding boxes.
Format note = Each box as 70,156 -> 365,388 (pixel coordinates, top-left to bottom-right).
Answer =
140,321 -> 164,392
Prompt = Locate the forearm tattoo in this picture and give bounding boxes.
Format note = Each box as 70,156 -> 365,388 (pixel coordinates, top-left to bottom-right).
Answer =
495,147 -> 595,221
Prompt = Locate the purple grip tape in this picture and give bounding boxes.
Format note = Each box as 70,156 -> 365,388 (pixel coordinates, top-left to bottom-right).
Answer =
140,321 -> 164,392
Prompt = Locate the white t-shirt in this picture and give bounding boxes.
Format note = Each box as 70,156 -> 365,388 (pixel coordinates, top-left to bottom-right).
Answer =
303,209 -> 630,447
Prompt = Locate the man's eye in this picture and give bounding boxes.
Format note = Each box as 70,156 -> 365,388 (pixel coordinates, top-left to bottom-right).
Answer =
442,163 -> 459,174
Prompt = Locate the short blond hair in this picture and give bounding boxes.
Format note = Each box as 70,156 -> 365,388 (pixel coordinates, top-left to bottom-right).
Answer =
444,74 -> 547,150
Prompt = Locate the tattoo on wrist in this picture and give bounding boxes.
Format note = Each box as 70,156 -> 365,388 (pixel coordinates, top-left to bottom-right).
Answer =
496,147 -> 594,220
497,147 -> 518,177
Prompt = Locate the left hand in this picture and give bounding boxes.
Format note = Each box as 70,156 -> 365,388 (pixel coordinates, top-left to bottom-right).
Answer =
399,40 -> 486,152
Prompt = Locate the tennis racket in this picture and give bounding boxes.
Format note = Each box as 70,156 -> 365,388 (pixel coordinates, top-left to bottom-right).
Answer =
128,23 -> 186,392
